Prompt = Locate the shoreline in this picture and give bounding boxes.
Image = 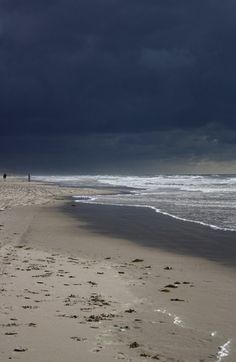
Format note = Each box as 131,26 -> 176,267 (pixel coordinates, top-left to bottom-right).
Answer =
0,180 -> 235,361
73,200 -> 236,233
65,202 -> 236,268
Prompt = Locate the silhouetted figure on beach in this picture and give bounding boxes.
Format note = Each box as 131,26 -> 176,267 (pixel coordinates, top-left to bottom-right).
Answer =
28,173 -> 31,182
3,173 -> 7,181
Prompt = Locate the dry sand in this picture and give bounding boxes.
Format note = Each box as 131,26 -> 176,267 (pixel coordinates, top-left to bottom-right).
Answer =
0,178 -> 235,362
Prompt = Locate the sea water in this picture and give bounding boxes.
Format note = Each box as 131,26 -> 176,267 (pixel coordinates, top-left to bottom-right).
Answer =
34,175 -> 236,232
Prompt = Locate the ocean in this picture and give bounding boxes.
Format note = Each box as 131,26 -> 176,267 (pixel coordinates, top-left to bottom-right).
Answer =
34,175 -> 236,232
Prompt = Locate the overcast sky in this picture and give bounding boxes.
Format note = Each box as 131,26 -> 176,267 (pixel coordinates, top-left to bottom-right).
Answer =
1,0 -> 236,174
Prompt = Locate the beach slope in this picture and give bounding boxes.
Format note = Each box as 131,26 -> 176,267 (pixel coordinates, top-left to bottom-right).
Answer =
0,179 -> 235,361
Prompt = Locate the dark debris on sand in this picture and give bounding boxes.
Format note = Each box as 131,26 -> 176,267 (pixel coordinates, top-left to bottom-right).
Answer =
129,341 -> 140,348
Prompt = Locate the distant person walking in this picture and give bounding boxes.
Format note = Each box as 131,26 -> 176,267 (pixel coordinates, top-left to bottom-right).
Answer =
3,173 -> 7,181
28,173 -> 31,182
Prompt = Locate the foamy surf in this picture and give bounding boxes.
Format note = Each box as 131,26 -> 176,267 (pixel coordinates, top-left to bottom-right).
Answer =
215,339 -> 231,362
73,197 -> 236,232
74,196 -> 96,201
148,206 -> 236,232
35,174 -> 236,231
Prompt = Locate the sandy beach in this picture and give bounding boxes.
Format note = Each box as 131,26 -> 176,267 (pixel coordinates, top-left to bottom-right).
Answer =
0,179 -> 235,362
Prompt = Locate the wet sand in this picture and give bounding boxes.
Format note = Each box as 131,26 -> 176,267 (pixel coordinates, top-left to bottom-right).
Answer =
0,179 -> 236,361
65,203 -> 236,267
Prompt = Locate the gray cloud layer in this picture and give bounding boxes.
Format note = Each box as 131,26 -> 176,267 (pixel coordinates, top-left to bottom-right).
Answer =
0,1 -> 236,172
1,125 -> 236,174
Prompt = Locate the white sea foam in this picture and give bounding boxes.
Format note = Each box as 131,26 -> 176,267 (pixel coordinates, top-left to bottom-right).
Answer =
148,206 -> 236,232
74,198 -> 236,232
34,174 -> 236,231
73,195 -> 96,201
154,308 -> 184,327
154,309 -> 232,362
216,340 -> 231,362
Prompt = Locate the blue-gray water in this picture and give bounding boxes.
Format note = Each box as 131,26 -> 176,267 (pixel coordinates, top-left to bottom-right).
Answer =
34,175 -> 236,232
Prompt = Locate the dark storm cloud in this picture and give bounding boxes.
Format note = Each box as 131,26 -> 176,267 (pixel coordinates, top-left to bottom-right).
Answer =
1,0 -> 236,137
1,125 -> 236,174
0,0 -> 236,173
140,49 -> 196,70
